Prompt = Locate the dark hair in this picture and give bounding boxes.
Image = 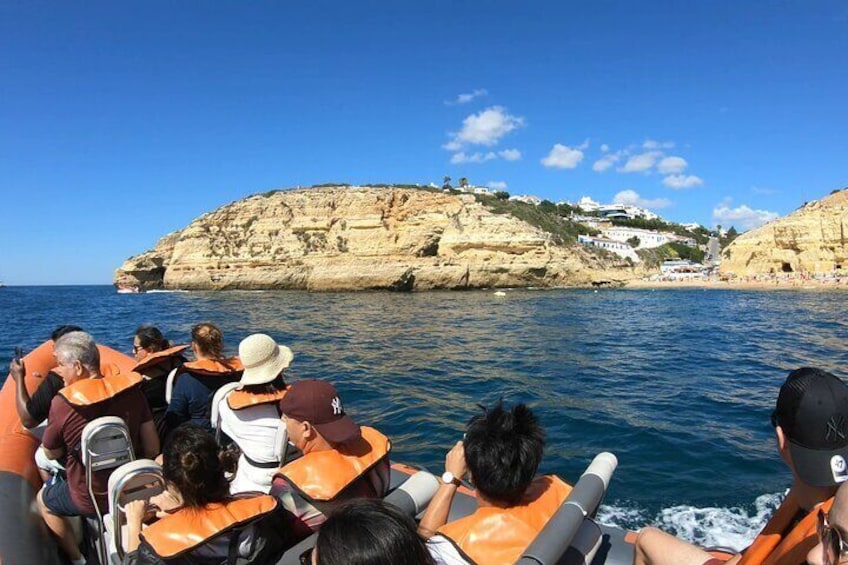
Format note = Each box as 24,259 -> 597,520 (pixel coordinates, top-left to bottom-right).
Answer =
315,499 -> 435,565
135,325 -> 170,353
162,424 -> 229,508
463,401 -> 545,506
51,325 -> 84,342
191,322 -> 224,358
243,374 -> 287,395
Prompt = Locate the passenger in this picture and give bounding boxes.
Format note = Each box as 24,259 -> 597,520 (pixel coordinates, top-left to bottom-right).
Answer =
307,499 -> 436,565
418,401 -> 571,565
807,481 -> 848,565
131,325 -> 187,438
634,367 -> 848,565
164,322 -> 242,435
270,379 -> 391,540
10,324 -> 83,428
37,331 -> 159,565
124,424 -> 296,564
219,333 -> 293,494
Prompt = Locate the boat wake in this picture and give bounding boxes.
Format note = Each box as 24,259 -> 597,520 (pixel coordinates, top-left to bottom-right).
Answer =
597,492 -> 784,552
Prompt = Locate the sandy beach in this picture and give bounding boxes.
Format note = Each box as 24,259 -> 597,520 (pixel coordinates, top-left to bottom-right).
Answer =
625,275 -> 848,291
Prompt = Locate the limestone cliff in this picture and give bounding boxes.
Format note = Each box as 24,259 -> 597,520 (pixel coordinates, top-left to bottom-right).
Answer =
114,186 -> 635,291
720,189 -> 848,276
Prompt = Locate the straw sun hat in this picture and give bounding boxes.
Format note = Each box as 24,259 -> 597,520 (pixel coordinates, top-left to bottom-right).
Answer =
238,333 -> 294,386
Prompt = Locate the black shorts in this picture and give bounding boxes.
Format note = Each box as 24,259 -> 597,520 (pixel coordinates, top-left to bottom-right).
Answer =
41,476 -> 87,517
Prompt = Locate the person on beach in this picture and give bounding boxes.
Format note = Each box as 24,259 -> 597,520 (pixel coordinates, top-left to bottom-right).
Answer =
164,322 -> 242,435
807,480 -> 848,565
270,379 -> 392,540
218,333 -> 293,494
10,324 -> 84,428
306,499 -> 437,565
124,424 -> 296,564
418,401 -> 572,565
634,367 -> 848,565
131,325 -> 187,439
37,331 -> 160,565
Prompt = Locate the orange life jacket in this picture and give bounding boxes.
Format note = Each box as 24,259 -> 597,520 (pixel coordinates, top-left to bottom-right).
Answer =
132,345 -> 189,375
227,386 -> 288,410
438,475 -> 573,565
737,491 -> 834,565
140,495 -> 279,559
179,357 -> 243,377
59,373 -> 144,407
275,426 -> 391,501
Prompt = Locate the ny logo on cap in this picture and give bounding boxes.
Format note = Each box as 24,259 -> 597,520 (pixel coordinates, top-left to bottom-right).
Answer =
827,416 -> 847,443
331,396 -> 343,416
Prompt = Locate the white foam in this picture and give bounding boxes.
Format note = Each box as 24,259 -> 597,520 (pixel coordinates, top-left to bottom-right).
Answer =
596,492 -> 784,553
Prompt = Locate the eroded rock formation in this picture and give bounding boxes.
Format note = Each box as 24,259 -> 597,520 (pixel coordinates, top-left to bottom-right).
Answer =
115,186 -> 636,291
720,189 -> 848,276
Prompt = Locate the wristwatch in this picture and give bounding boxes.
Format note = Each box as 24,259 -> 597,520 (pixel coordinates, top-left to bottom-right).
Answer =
441,471 -> 461,486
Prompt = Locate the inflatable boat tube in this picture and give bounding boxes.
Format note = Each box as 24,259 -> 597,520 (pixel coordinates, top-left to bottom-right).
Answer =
0,341 -> 136,564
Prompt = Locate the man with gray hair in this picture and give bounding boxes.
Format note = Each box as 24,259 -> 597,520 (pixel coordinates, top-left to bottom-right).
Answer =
37,331 -> 159,565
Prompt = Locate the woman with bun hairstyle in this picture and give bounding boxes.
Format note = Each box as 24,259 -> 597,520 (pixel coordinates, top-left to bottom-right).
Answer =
308,499 -> 436,565
124,424 -> 296,564
164,323 -> 243,435
131,325 -> 187,439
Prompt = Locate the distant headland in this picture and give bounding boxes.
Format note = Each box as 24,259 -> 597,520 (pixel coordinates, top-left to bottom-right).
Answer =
113,183 -> 847,292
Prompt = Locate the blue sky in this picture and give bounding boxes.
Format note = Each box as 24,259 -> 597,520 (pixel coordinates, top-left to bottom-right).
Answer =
1,1 -> 846,285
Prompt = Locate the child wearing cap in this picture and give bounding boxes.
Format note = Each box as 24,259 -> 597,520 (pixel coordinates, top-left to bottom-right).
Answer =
635,367 -> 848,565
269,379 -> 392,541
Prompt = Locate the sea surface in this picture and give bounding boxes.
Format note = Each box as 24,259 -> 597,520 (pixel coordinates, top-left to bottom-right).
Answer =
1,285 -> 846,550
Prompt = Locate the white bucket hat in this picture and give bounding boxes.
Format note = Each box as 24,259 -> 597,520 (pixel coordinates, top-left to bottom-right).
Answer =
238,333 -> 294,386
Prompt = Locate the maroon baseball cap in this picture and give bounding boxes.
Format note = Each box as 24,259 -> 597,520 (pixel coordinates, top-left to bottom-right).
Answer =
279,380 -> 361,445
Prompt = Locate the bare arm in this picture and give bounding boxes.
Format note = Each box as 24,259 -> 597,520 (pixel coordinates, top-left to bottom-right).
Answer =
125,500 -> 146,554
10,359 -> 38,428
139,420 -> 160,460
42,445 -> 66,460
419,441 -> 466,539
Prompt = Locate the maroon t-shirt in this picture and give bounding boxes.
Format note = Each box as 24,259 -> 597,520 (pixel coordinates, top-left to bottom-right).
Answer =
42,385 -> 153,516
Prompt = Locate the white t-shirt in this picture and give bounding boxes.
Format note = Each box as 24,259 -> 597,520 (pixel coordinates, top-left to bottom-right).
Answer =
427,535 -> 471,565
219,400 -> 281,494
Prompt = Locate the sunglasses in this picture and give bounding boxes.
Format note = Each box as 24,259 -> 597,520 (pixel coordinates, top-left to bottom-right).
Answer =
133,344 -> 144,353
818,508 -> 848,565
299,547 -> 314,565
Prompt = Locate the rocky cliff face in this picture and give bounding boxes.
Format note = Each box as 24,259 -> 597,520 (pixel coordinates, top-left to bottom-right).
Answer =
114,186 -> 635,291
720,189 -> 848,276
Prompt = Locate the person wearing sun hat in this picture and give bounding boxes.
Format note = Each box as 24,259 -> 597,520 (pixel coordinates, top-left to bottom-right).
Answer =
219,333 -> 294,494
270,379 -> 392,539
635,367 -> 848,565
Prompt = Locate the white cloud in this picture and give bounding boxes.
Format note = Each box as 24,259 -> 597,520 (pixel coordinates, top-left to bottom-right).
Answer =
450,149 -> 521,164
487,181 -> 508,190
445,88 -> 488,105
600,144 -> 610,153
613,189 -> 672,209
541,143 -> 586,169
713,201 -> 779,230
498,148 -> 521,161
444,106 -> 525,150
663,174 -> 704,189
643,139 -> 675,150
593,151 -> 623,172
450,151 -> 498,164
751,186 -> 779,195
619,151 -> 662,173
657,156 -> 688,174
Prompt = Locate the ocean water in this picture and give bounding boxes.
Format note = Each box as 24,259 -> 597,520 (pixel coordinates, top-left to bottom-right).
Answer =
1,285 -> 846,550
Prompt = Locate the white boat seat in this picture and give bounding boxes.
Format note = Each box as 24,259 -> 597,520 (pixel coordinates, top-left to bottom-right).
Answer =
81,416 -> 135,565
104,459 -> 165,564
164,367 -> 180,404
210,382 -> 241,444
